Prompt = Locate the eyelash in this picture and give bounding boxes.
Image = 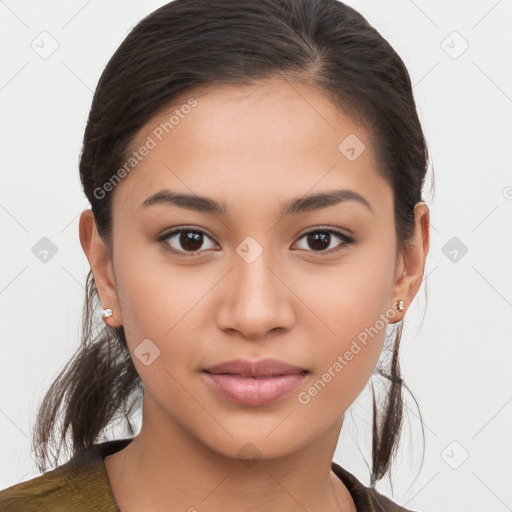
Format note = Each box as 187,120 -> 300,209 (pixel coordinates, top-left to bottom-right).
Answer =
157,226 -> 356,257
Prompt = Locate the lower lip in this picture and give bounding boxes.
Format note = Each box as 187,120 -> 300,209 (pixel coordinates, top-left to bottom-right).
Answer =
201,371 -> 307,406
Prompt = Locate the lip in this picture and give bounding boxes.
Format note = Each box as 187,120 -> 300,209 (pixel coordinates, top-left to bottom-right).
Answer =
202,358 -> 308,406
204,357 -> 307,377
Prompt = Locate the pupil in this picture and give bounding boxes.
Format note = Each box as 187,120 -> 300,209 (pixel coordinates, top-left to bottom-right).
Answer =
181,231 -> 203,251
309,232 -> 330,251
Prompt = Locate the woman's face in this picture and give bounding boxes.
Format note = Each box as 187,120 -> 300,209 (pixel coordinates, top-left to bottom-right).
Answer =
85,79 -> 423,459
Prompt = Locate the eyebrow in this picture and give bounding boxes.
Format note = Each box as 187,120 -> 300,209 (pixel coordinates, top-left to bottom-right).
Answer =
140,188 -> 373,216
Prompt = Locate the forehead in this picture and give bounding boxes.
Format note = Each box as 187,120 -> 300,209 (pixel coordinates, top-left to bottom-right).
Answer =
111,79 -> 390,218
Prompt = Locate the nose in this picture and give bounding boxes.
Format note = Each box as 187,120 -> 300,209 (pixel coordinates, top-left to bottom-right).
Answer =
216,241 -> 295,341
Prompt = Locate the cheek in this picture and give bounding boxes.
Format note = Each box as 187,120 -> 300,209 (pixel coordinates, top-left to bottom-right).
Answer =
114,237 -> 190,337
113,249 -> 213,383
298,244 -> 394,346
296,250 -> 395,414
297,299 -> 389,422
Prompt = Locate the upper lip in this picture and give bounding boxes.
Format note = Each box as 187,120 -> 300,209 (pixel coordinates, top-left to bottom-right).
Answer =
203,358 -> 308,377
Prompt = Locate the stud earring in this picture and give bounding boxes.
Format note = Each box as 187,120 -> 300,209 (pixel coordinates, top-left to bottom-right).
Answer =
393,300 -> 405,312
101,308 -> 113,320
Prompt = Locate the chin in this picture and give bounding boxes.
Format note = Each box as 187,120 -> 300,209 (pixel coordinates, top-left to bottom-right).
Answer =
192,420 -> 316,462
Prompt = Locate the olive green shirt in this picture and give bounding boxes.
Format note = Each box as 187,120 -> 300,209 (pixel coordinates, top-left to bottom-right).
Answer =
0,438 -> 414,511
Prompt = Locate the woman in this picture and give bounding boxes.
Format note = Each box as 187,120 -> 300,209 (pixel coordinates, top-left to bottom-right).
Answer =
0,0 -> 431,510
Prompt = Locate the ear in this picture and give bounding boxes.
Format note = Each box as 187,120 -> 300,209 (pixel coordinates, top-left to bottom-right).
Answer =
79,209 -> 123,327
389,202 -> 430,323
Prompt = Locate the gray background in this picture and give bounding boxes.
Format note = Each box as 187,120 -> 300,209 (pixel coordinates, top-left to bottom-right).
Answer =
1,1 -> 511,510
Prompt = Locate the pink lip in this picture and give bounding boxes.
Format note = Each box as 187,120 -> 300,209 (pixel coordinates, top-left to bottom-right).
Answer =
202,358 -> 308,405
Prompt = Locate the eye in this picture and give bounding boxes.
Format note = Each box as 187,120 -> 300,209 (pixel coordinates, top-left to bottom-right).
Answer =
158,227 -> 218,256
158,226 -> 355,257
292,227 -> 355,255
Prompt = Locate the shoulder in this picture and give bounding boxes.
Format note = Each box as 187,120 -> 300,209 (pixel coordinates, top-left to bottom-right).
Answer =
0,461 -> 90,511
331,461 -> 418,512
0,439 -> 131,512
0,449 -> 103,512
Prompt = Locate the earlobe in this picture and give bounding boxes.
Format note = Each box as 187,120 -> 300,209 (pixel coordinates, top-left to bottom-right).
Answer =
79,209 -> 123,327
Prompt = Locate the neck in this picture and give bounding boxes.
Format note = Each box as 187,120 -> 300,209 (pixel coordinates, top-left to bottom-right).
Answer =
105,396 -> 355,512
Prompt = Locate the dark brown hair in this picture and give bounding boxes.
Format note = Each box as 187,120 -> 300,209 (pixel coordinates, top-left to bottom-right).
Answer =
33,0 -> 432,487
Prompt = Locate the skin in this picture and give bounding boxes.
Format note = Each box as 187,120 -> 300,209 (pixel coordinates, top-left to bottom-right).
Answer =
79,78 -> 430,512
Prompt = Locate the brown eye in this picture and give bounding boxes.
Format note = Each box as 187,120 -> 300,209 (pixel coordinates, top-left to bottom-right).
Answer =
160,227 -> 217,255
177,231 -> 204,251
293,228 -> 354,255
158,226 -> 355,257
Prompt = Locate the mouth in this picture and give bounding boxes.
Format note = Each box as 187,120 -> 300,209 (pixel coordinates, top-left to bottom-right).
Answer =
201,358 -> 309,405
203,357 -> 309,377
